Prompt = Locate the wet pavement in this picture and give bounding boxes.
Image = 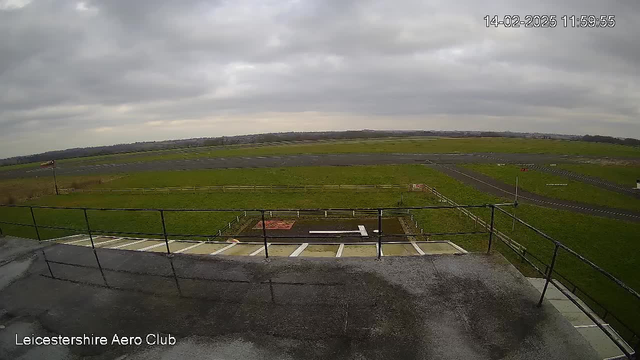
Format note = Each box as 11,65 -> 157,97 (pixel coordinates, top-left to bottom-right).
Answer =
0,237 -> 599,359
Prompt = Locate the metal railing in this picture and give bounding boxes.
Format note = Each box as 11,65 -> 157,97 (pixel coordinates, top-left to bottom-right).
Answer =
1,201 -> 638,358
0,204 -> 505,257
493,205 -> 639,359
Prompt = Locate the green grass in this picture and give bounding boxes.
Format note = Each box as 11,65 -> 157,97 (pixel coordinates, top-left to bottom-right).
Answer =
1,164 -> 639,339
558,163 -> 640,188
98,165 -> 449,188
0,175 -> 119,204
4,137 -> 640,171
463,164 -> 640,212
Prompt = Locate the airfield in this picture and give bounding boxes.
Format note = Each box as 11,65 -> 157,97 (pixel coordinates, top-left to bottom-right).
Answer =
0,136 -> 639,359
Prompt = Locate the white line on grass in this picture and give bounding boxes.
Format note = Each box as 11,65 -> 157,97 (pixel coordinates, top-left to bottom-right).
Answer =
336,244 -> 345,257
211,243 -> 237,255
175,242 -> 205,254
290,243 -> 309,257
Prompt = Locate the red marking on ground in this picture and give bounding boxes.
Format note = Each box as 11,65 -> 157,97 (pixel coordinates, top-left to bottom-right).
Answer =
253,220 -> 296,230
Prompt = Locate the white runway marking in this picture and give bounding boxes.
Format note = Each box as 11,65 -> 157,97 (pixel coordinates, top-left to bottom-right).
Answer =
336,243 -> 345,257
310,225 -> 368,236
211,243 -> 236,255
110,239 -> 147,249
92,238 -> 124,247
63,236 -> 92,245
411,241 -> 425,255
175,242 -> 205,253
138,240 -> 174,251
250,244 -> 270,256
290,243 -> 309,257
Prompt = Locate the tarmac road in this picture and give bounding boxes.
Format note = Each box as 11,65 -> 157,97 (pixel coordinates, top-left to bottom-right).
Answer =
432,163 -> 640,222
0,152 -> 625,180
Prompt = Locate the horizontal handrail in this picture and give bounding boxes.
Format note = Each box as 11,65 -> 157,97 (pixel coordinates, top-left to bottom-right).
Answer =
494,205 -> 640,302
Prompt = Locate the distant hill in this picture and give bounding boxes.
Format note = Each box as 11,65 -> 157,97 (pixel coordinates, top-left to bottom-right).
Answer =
0,130 -> 636,166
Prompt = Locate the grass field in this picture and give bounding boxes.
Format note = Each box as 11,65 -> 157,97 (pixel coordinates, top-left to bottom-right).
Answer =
1,163 -> 639,339
0,175 -> 119,205
557,163 -> 640,188
3,137 -> 640,172
462,164 -> 640,212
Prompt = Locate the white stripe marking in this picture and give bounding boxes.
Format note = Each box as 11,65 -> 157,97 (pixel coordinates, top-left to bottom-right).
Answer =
250,244 -> 270,256
290,243 -> 309,257
211,243 -> 237,255
175,242 -> 205,254
110,239 -> 147,249
336,243 -> 345,257
52,234 -> 85,242
411,241 -> 426,255
447,241 -> 469,254
92,238 -> 124,247
574,324 -> 608,329
63,236 -> 92,245
138,240 -> 174,251
358,225 -> 368,237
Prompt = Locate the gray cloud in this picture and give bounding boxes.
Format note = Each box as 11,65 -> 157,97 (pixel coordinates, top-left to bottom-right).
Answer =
0,0 -> 639,157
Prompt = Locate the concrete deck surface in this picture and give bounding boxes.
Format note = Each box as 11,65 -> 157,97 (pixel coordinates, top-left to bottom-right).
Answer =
0,238 -> 599,359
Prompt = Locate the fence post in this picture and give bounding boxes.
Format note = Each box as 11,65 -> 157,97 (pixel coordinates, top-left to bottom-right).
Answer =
160,210 -> 170,254
487,206 -> 495,254
30,207 -> 41,241
538,243 -> 560,307
261,210 -> 269,258
377,209 -> 383,259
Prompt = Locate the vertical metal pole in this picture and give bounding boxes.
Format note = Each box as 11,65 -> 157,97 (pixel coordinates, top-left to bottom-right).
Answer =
377,209 -> 382,259
487,206 -> 495,254
83,209 -> 95,249
84,209 -> 108,286
53,163 -> 59,195
512,176 -> 518,231
261,210 -> 269,258
42,250 -> 54,278
30,207 -> 41,241
160,210 -> 170,254
169,258 -> 182,297
538,244 -> 560,307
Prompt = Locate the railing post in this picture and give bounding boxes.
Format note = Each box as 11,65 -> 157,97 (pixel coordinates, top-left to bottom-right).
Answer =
377,208 -> 383,259
83,209 -> 95,249
487,205 -> 495,254
261,210 -> 269,258
160,210 -> 170,254
537,243 -> 560,307
42,250 -> 54,278
30,207 -> 41,241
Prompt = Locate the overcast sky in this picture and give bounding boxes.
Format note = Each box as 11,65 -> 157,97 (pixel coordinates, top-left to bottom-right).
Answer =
1,0 -> 639,157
